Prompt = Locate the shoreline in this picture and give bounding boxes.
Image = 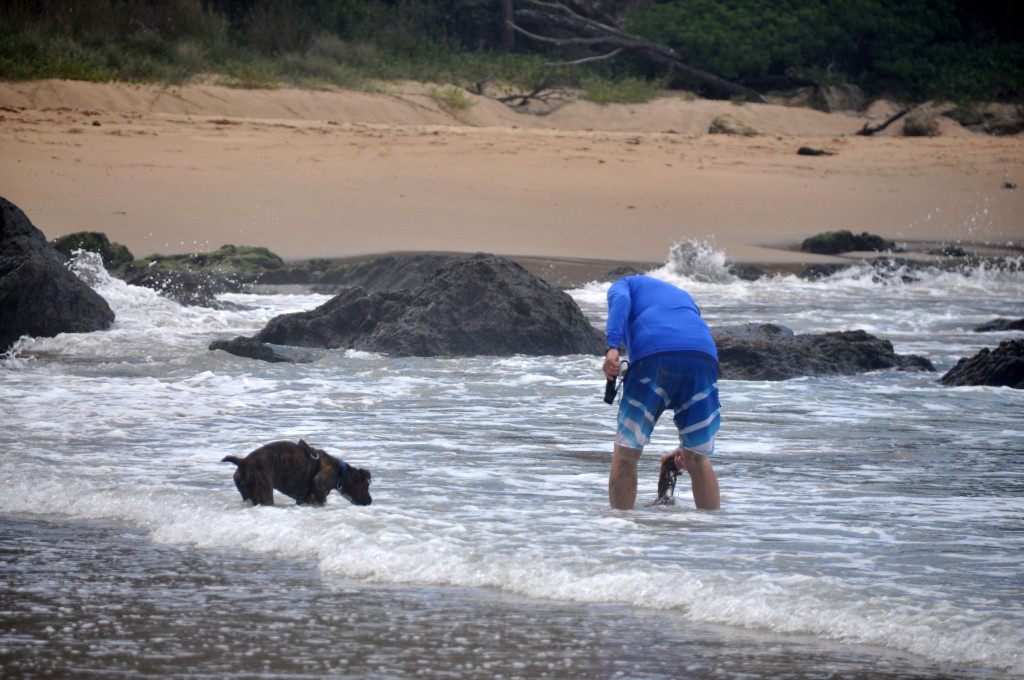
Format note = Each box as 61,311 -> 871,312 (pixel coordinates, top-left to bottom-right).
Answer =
1,79 -> 1021,271
310,238 -> 1024,289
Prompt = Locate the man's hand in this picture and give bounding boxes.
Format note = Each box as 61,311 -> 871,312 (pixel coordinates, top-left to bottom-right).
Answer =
603,348 -> 620,381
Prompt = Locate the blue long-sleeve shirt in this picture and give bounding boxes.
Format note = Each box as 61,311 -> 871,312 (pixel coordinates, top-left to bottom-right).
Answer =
605,276 -> 717,363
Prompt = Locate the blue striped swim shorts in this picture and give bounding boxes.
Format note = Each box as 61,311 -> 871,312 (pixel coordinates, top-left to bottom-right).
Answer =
615,351 -> 720,454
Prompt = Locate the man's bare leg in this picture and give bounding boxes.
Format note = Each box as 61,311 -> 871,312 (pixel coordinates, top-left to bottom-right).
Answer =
609,444 -> 642,509
676,448 -> 720,510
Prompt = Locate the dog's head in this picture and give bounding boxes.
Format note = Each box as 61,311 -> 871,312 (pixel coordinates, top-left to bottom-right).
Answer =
334,459 -> 373,506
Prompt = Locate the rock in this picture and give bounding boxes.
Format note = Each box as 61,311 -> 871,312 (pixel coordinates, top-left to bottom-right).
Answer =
727,264 -> 766,281
798,257 -> 935,284
312,253 -> 458,293
128,244 -> 287,290
800,229 -> 896,254
600,265 -> 642,283
250,253 -> 605,358
797,146 -> 836,156
981,103 -> 1024,136
942,106 -> 986,128
903,111 -> 940,137
939,340 -> 1024,389
928,245 -> 967,257
52,231 -> 134,270
712,324 -> 934,381
209,336 -> 308,363
942,103 -> 1024,136
766,86 -> 817,108
799,263 -> 853,280
813,84 -> 865,113
708,113 -> 762,136
121,265 -> 226,308
973,318 -> 1024,332
0,197 -> 115,353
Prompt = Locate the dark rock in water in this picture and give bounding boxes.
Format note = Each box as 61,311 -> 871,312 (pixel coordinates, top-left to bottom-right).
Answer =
801,230 -> 896,255
52,231 -> 134,270
251,253 -> 605,358
312,253 -> 458,293
122,266 -> 222,308
928,244 -> 967,257
865,256 -> 929,284
799,263 -> 852,280
600,265 -> 642,283
939,340 -> 1024,389
126,244 -> 285,292
0,197 -> 115,353
799,257 -> 935,283
209,336 -> 309,363
712,324 -> 934,381
973,318 -> 1024,333
727,264 -> 766,281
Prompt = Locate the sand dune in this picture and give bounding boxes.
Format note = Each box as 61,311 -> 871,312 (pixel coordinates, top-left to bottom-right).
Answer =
1,79 -> 1020,268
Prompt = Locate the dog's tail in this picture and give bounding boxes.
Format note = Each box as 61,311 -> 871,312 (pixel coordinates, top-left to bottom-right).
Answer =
221,455 -> 245,466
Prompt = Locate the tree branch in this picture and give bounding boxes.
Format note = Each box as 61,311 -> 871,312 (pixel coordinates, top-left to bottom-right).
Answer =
511,1 -> 769,104
855,108 -> 910,136
546,48 -> 624,67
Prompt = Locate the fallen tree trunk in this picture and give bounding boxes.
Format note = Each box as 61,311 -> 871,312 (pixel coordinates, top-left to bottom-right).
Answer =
856,107 -> 911,136
511,1 -> 769,104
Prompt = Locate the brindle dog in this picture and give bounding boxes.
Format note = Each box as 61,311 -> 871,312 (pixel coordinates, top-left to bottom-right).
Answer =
222,440 -> 372,506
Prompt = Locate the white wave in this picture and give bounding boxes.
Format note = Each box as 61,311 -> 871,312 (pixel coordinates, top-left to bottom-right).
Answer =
5,250 -> 329,361
3,459 -> 1020,676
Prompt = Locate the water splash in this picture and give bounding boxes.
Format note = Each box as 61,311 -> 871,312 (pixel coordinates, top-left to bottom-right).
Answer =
650,239 -> 737,284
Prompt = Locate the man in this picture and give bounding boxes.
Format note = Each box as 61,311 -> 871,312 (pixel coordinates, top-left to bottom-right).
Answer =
603,275 -> 721,510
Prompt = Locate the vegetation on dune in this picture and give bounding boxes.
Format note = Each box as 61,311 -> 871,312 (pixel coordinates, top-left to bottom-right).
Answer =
0,0 -> 1020,103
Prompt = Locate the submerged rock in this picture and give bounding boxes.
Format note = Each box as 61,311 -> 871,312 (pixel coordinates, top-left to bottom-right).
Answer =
209,336 -> 312,363
121,266 -> 223,308
973,318 -> 1024,333
0,197 -> 115,353
228,253 -> 605,358
712,324 -> 934,381
939,340 -> 1024,389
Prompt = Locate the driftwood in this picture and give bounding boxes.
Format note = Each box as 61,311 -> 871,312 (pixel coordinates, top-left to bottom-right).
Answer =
856,108 -> 911,136
510,0 -> 769,103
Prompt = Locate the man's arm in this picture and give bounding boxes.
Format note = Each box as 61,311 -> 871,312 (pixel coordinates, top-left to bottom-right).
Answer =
605,278 -> 632,355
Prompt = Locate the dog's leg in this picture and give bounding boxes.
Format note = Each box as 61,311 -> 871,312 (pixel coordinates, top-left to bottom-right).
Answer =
249,470 -> 275,506
233,471 -> 249,502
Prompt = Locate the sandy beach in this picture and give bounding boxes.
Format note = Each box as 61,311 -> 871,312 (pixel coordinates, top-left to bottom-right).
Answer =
1,79 -> 1021,271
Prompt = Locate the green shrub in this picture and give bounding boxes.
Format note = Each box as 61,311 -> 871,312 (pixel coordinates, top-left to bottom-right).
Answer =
581,76 -> 663,104
429,85 -> 477,113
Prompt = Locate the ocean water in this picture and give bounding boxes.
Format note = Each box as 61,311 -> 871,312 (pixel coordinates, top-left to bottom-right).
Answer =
2,243 -> 1022,679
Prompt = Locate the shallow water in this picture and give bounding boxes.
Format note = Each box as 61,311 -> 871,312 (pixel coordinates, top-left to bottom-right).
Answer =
2,244 -> 1022,678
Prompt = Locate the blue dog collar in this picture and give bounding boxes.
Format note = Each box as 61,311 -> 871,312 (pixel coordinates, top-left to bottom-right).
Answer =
336,459 -> 349,489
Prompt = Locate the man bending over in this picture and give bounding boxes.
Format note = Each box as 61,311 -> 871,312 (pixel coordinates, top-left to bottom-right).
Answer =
603,275 -> 721,510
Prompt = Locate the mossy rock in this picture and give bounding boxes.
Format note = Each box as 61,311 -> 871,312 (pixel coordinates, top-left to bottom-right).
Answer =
52,231 -> 134,270
800,230 -> 896,254
127,244 -> 287,276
